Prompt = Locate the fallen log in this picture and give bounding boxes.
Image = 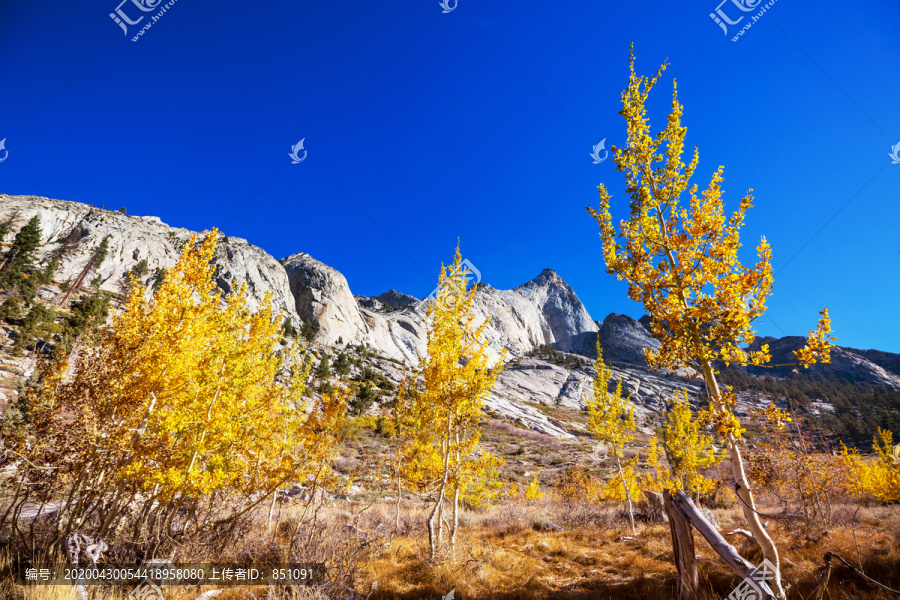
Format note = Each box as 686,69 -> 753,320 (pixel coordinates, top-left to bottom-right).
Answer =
664,490 -> 698,600
670,491 -> 776,600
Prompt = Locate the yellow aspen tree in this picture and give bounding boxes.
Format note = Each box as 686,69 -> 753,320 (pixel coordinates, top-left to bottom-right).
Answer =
524,471 -> 544,501
839,429 -> 900,503
19,231 -> 346,545
586,342 -> 639,534
662,390 -> 721,500
586,49 -> 835,598
395,244 -> 506,559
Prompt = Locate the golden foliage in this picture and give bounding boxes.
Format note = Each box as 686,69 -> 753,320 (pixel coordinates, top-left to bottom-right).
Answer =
524,471 -> 544,502
586,48 -> 835,441
659,390 -> 721,497
747,424 -> 849,530
23,231 -> 346,540
394,244 -> 506,556
584,48 -> 837,595
840,428 -> 900,503
553,466 -> 606,504
585,343 -> 641,528
586,344 -> 636,460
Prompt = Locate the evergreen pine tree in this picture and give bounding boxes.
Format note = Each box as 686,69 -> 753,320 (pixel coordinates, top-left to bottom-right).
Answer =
351,383 -> 378,415
0,215 -> 43,291
316,355 -> 332,379
334,351 -> 352,377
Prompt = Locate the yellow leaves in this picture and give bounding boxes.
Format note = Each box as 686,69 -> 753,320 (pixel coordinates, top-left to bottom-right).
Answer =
661,390 -> 722,495
751,404 -> 792,430
586,341 -> 635,457
395,242 -> 505,503
586,52 -> 836,381
794,308 -> 837,368
524,471 -> 544,501
35,230 -> 345,505
840,429 -> 900,503
708,407 -> 745,441
553,466 -> 606,504
586,50 -> 836,458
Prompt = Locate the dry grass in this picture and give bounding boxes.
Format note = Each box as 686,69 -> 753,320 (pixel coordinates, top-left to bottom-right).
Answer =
5,498 -> 900,599
357,500 -> 900,600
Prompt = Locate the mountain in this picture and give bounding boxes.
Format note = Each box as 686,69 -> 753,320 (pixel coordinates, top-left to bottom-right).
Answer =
746,336 -> 900,388
0,195 -> 298,322
2,194 -> 899,439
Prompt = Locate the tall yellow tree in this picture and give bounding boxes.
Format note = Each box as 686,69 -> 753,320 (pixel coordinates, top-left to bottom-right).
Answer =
14,231 -> 346,545
587,49 -> 835,598
396,245 -> 506,559
661,390 -> 721,500
586,343 -> 639,533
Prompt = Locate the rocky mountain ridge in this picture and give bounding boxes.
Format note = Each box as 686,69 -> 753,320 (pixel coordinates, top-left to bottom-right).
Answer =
2,194 -> 899,438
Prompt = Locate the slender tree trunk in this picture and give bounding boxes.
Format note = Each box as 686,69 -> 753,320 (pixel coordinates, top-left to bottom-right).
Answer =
58,255 -> 95,306
701,359 -> 786,599
394,476 -> 402,534
426,482 -> 445,561
615,453 -> 636,534
450,486 -> 460,553
267,488 -> 278,528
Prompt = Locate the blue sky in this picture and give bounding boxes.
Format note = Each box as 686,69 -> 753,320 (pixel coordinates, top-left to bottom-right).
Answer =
1,0 -> 898,351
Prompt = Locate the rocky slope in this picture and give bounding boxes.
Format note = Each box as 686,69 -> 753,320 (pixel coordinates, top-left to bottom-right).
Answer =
2,194 -> 899,439
746,336 -> 900,388
0,195 -> 299,322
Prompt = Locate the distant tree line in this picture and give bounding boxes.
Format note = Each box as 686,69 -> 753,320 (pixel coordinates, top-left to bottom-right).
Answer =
716,366 -> 900,448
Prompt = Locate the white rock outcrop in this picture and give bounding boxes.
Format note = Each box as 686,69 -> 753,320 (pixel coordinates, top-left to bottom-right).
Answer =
0,195 -> 298,322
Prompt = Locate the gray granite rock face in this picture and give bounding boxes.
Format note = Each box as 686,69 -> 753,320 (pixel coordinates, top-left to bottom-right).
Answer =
5,194 -> 896,443
747,336 -> 900,388
374,290 -> 418,309
0,195 -> 298,322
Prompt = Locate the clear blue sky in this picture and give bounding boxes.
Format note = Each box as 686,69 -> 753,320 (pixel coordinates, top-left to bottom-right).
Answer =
1,0 -> 898,351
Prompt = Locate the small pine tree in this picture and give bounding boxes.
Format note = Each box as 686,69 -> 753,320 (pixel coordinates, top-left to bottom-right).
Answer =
316,355 -> 332,379
14,304 -> 56,351
150,267 -> 166,295
281,318 -> 296,338
334,351 -> 351,377
0,297 -> 21,322
301,318 -> 320,343
351,383 -> 378,415
0,215 -> 43,292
